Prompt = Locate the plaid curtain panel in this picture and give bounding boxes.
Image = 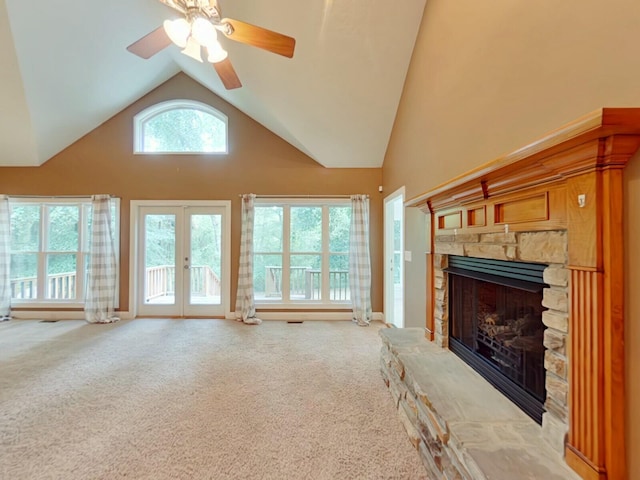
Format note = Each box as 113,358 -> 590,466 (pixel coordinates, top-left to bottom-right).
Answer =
0,195 -> 10,321
349,194 -> 372,326
85,195 -> 119,324
235,194 -> 261,325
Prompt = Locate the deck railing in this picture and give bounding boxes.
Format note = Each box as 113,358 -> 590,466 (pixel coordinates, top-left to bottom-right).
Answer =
264,266 -> 350,300
10,265 -> 221,302
12,266 -> 342,302
190,265 -> 221,298
145,265 -> 176,300
10,272 -> 77,300
10,276 -> 38,300
145,265 -> 221,301
330,270 -> 350,301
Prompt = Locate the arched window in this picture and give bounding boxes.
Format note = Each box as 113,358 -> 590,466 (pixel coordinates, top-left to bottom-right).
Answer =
134,100 -> 228,154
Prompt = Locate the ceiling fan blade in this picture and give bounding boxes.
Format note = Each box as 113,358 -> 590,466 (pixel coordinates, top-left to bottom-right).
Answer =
221,18 -> 295,58
213,58 -> 242,90
127,26 -> 172,59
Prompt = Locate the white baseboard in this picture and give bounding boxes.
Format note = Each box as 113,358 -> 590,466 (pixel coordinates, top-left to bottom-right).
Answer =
10,311 -> 134,321
10,311 -> 381,322
226,311 -> 385,321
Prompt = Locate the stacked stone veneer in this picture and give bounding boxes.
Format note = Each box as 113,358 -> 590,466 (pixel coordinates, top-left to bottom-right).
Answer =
433,230 -> 570,453
379,334 -> 472,479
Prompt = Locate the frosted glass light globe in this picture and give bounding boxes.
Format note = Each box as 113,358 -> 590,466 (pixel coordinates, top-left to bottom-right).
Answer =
207,42 -> 228,63
191,17 -> 218,48
163,18 -> 190,48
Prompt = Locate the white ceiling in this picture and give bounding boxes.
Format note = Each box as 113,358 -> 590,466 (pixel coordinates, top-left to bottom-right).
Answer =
0,0 -> 426,168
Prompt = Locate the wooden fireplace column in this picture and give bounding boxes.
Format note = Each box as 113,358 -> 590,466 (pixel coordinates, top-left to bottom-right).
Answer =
563,134 -> 640,480
407,109 -> 640,480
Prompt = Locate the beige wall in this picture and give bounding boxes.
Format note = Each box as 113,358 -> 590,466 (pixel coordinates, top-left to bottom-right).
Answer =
384,0 -> 640,197
382,0 -> 640,474
0,73 -> 383,313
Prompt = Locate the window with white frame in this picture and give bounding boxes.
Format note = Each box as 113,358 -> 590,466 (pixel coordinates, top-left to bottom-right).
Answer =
253,200 -> 351,305
133,99 -> 228,154
8,198 -> 119,306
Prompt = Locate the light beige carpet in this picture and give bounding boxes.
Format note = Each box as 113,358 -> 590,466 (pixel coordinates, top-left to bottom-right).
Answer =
0,319 -> 428,479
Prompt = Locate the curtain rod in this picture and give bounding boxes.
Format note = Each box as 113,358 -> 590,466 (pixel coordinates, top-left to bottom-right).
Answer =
8,195 -> 117,199
239,194 -> 367,199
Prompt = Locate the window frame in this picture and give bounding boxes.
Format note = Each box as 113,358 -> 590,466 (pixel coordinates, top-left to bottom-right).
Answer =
8,197 -> 120,308
254,198 -> 351,309
133,99 -> 229,155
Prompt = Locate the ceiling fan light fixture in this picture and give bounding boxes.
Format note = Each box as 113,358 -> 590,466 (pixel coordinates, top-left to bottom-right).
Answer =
207,42 -> 228,64
191,17 -> 218,48
163,18 -> 190,48
181,37 -> 203,62
126,0 -> 295,90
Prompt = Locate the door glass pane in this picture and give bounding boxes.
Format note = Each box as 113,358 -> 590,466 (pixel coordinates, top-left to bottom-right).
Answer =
329,254 -> 350,301
145,214 -> 176,305
254,254 -> 282,300
46,253 -> 77,300
10,205 -> 40,252
393,199 -> 403,324
291,254 -> 321,300
10,253 -> 38,299
48,205 -> 79,251
291,207 -> 322,252
190,214 -> 221,305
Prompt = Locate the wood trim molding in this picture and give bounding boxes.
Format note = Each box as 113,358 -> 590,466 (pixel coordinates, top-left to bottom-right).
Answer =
600,167 -> 627,479
566,447 -> 607,480
409,108 -> 640,480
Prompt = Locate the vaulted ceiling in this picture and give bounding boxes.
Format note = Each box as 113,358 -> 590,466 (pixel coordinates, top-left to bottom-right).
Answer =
0,0 -> 426,168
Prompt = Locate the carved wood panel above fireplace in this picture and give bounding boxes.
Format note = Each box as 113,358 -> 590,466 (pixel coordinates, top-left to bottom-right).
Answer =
407,108 -> 640,480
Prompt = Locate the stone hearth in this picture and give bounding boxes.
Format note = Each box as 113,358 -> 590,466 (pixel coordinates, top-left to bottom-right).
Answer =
379,328 -> 580,480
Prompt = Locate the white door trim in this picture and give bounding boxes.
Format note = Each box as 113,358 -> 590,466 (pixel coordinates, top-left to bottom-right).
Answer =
129,200 -> 232,318
384,187 -> 405,327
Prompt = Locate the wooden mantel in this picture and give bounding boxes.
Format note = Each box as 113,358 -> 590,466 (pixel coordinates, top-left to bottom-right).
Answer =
407,108 -> 640,480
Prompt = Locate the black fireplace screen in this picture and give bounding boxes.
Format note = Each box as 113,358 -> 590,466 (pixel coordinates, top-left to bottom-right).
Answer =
446,256 -> 547,423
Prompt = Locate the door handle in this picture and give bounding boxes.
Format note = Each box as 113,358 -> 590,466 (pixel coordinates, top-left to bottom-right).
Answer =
184,265 -> 190,270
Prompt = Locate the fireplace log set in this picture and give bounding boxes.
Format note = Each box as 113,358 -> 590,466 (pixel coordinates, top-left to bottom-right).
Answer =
477,310 -> 545,393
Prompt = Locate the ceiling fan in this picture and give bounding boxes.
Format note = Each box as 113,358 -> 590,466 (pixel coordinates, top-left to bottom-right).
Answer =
127,0 -> 296,90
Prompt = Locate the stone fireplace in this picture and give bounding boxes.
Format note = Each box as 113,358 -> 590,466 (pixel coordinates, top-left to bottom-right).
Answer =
434,231 -> 569,442
382,108 -> 640,480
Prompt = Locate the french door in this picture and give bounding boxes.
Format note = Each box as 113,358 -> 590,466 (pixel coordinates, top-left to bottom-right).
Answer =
135,203 -> 229,317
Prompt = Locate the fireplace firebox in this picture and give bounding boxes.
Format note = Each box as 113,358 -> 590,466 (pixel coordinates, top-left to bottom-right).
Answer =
445,256 -> 547,423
